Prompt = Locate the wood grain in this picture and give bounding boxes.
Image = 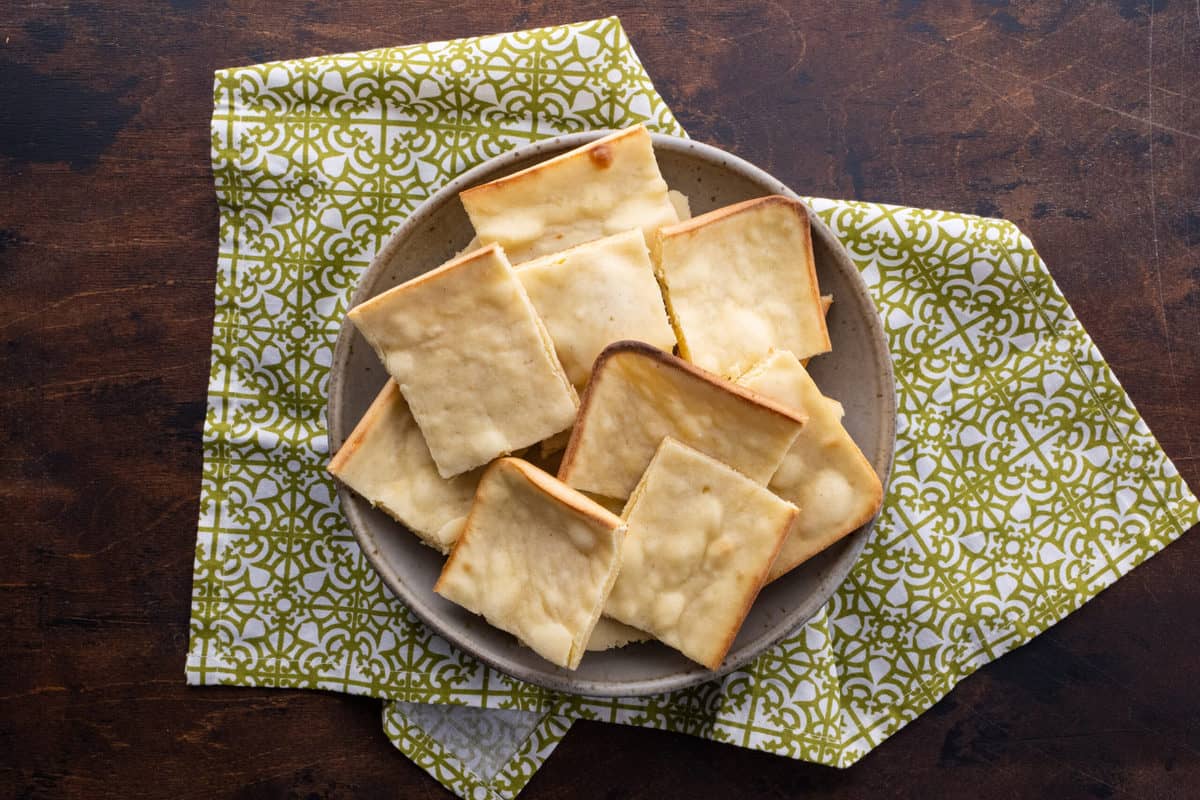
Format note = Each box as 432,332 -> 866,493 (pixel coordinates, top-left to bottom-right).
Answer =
1,1 -> 1197,797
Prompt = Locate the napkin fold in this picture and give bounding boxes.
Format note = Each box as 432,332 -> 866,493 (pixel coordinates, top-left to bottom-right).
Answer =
188,17 -> 1199,799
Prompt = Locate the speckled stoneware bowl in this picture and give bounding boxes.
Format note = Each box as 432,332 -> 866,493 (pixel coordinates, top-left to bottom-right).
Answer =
328,131 -> 896,697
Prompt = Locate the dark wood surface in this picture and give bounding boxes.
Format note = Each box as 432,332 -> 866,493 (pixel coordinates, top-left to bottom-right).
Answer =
2,1 -> 1198,797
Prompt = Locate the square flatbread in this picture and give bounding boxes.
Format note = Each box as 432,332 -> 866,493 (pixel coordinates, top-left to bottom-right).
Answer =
558,341 -> 807,500
327,380 -> 481,553
517,229 -> 676,389
604,438 -> 798,669
435,458 -> 624,670
654,195 -> 831,376
459,125 -> 679,264
347,244 -> 578,478
737,350 -> 884,580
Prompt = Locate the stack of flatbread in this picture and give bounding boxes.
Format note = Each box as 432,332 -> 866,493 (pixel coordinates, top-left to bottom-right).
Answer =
329,125 -> 883,672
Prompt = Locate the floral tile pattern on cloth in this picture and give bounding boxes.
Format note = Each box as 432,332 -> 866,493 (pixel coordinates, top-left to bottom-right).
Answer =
188,16 -> 682,697
188,17 -> 1199,800
385,703 -> 568,800
384,199 -> 1199,793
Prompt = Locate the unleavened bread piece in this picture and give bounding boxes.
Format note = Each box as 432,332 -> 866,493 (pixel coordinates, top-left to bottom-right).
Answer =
517,229 -> 675,390
585,617 -> 652,652
654,195 -> 831,377
737,349 -> 883,580
459,125 -> 679,264
604,438 -> 798,669
435,458 -> 624,670
558,341 -> 807,500
327,380 -> 481,552
347,244 -> 577,478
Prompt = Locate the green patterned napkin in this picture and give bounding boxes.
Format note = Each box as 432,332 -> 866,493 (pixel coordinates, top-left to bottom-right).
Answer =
188,17 -> 1199,799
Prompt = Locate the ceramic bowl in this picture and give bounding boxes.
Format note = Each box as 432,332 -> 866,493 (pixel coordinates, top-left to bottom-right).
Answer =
328,131 -> 895,697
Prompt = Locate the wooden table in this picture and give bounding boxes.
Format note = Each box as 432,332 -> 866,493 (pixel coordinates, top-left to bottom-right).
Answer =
3,2 -> 1197,797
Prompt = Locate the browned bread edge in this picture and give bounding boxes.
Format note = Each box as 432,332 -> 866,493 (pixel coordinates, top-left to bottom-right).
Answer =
557,340 -> 810,486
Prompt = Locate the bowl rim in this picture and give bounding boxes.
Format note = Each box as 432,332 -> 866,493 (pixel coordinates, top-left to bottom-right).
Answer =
328,130 -> 896,697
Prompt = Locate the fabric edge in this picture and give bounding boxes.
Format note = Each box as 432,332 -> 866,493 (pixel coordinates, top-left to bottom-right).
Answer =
211,16 -> 623,76
382,702 -> 574,800
827,219 -> 1200,767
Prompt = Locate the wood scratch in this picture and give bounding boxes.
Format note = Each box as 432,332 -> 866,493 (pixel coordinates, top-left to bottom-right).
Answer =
68,497 -> 194,560
945,18 -> 992,43
900,32 -> 1200,142
0,284 -> 172,333
1143,9 -> 1193,457
945,11 -> 1197,103
33,364 -> 194,400
0,685 -> 68,702
753,0 -> 809,92
1148,11 -> 1158,269
960,66 -> 1064,146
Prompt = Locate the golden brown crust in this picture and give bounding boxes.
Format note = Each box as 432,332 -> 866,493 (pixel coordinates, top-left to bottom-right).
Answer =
795,204 -> 825,351
435,457 -> 624,596
459,126 -> 647,199
655,194 -> 807,239
736,349 -> 884,581
768,459 -> 881,579
800,297 -> 835,368
503,457 -> 625,530
557,340 -> 809,486
348,243 -> 578,477
433,459 -> 500,594
326,379 -> 398,476
655,195 -> 829,368
709,505 -> 797,668
348,243 -> 505,321
601,437 -> 798,670
512,222 -> 643,271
